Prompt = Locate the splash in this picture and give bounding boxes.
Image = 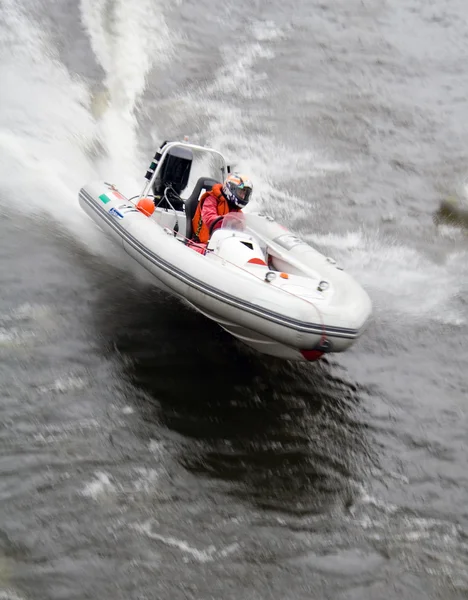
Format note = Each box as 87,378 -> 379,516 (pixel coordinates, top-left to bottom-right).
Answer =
0,0 -> 102,242
81,471 -> 116,500
80,0 -> 173,189
165,18 -> 348,215
0,0 -> 174,249
134,521 -> 239,563
307,229 -> 467,325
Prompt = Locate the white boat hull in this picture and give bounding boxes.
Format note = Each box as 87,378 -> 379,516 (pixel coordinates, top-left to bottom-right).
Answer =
79,181 -> 372,362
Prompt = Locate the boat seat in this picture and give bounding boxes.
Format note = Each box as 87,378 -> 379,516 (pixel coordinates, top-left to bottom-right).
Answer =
184,177 -> 220,240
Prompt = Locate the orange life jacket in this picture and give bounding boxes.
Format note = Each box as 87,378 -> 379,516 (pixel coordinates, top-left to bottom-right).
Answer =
191,183 -> 238,243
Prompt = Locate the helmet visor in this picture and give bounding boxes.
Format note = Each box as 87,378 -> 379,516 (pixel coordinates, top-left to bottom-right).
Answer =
234,184 -> 252,207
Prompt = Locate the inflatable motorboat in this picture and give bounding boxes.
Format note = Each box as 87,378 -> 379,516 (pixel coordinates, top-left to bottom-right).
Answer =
79,140 -> 372,361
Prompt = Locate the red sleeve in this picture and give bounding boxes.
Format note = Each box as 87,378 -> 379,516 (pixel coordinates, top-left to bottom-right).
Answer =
201,195 -> 223,231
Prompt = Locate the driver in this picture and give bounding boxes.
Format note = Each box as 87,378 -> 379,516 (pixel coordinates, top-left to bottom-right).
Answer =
191,173 -> 253,245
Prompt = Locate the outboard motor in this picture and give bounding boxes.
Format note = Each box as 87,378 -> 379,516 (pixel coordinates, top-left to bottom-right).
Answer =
145,142 -> 193,211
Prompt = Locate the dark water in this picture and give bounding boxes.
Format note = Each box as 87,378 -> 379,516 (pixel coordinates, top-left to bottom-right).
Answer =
1,0 -> 468,598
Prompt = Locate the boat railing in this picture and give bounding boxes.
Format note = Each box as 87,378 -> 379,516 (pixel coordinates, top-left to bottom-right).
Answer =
139,141 -> 229,201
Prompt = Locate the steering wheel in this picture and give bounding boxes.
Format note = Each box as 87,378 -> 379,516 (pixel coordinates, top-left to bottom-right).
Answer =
208,215 -> 225,237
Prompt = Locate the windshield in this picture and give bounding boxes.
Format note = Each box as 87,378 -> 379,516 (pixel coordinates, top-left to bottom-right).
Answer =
220,213 -> 273,255
220,212 -> 308,253
220,212 -> 248,232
